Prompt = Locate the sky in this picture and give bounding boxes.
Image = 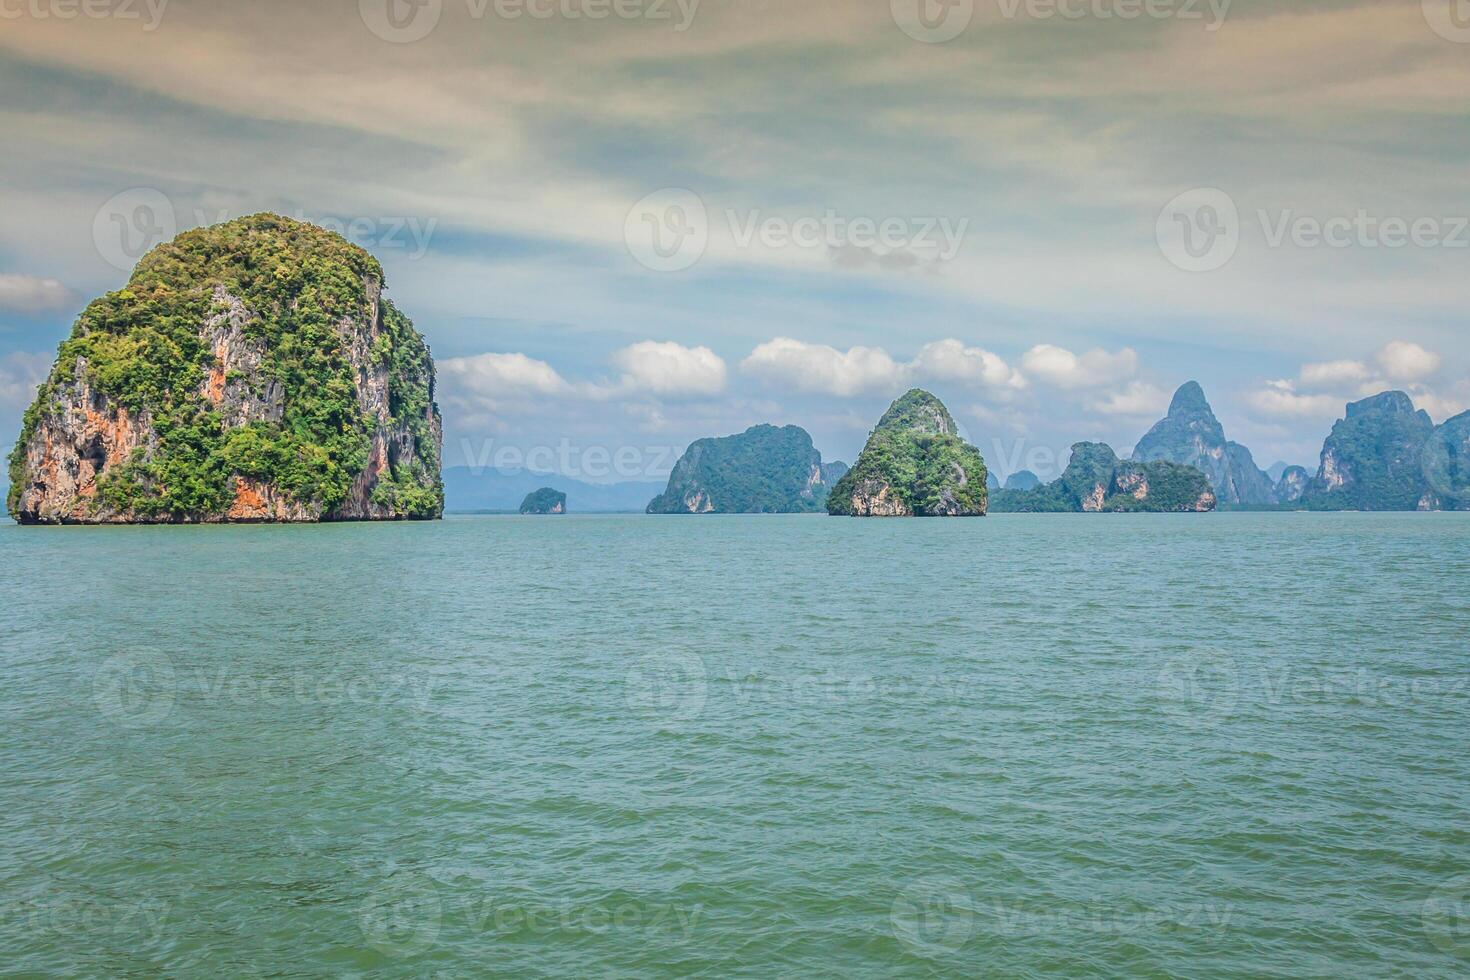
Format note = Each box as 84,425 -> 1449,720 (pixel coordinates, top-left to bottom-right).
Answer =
1,0 -> 1466,486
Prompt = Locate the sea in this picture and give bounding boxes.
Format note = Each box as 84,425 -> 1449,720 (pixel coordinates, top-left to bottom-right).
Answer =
1,512 -> 1467,976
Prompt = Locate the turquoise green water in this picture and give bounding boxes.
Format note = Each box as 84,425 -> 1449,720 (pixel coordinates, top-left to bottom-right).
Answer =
2,513 -> 1468,977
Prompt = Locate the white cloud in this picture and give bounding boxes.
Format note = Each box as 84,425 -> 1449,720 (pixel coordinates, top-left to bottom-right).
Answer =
1413,388 -> 1470,422
1020,345 -> 1138,390
1251,341 -> 1451,424
1299,359 -> 1369,388
911,340 -> 1025,390
0,351 -> 52,412
612,341 -> 727,397
1375,341 -> 1441,382
741,337 -> 1026,397
0,274 -> 72,314
741,338 -> 906,397
439,352 -> 571,398
1091,381 -> 1168,418
1247,380 -> 1345,419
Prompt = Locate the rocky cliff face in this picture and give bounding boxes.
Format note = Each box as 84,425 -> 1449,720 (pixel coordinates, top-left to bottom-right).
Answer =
647,424 -> 839,514
1301,391 -> 1435,511
991,442 -> 1215,513
827,389 -> 988,517
1422,411 -> 1470,511
8,214 -> 442,524
1273,465 -> 1310,503
1132,381 -> 1275,504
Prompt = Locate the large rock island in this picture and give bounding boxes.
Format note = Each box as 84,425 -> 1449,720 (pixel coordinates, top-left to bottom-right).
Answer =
647,424 -> 846,514
1299,390 -> 1438,511
827,389 -> 988,516
991,442 -> 1216,513
7,214 -> 443,523
1132,381 -> 1275,505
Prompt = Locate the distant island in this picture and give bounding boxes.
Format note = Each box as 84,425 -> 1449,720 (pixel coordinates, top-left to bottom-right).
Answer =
991,443 -> 1215,513
7,215 -> 442,524
646,424 -> 846,514
442,467 -> 661,514
519,487 -> 566,515
828,389 -> 989,517
1132,381 -> 1275,505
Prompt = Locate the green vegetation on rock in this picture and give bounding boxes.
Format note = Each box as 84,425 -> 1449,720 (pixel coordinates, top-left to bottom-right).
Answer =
990,442 -> 1215,513
520,487 -> 567,515
827,389 -> 988,516
1421,411 -> 1470,510
1300,391 -> 1434,511
7,213 -> 442,522
647,424 -> 839,514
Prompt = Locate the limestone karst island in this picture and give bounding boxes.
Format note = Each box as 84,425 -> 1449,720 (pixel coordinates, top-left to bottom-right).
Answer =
7,215 -> 443,524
